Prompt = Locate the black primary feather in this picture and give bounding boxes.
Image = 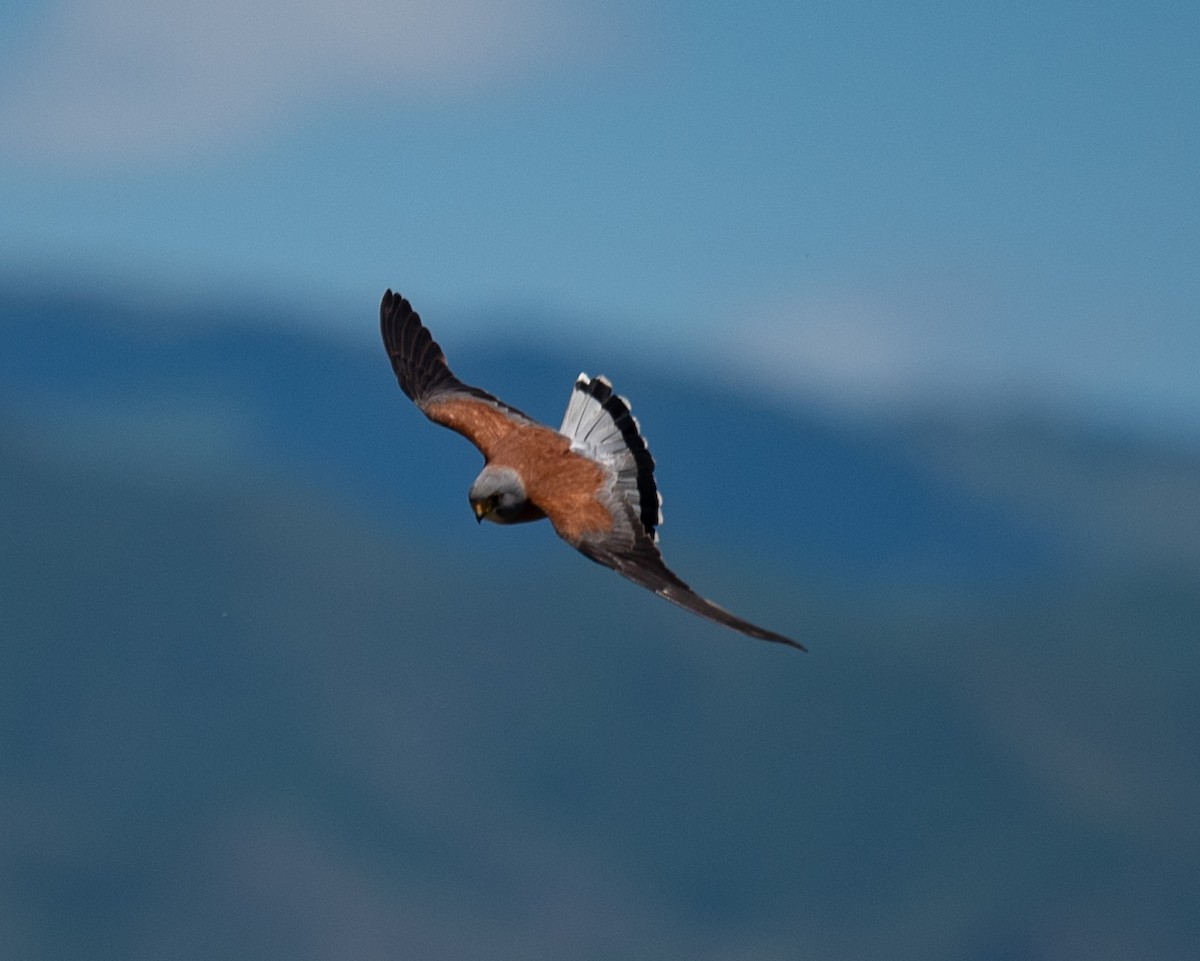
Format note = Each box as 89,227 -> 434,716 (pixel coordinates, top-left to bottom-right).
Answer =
380,290 -> 534,421
579,505 -> 805,651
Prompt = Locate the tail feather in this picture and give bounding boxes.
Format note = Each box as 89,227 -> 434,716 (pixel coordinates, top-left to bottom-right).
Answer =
560,373 -> 662,541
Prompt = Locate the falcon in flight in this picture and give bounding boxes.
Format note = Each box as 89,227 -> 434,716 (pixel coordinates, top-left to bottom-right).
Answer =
380,290 -> 803,651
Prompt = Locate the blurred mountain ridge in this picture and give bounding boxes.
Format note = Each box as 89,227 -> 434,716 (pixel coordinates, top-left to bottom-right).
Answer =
2,281 -> 1197,960
11,280 -> 1198,586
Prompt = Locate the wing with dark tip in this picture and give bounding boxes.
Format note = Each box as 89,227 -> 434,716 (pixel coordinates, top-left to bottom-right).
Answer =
576,503 -> 805,651
380,289 -> 538,455
382,288 -> 802,650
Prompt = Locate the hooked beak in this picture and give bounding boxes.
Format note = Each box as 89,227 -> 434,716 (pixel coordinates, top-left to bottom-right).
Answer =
472,500 -> 488,523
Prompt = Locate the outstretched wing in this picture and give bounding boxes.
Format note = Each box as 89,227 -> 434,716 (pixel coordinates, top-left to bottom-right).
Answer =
553,372 -> 803,651
576,502 -> 804,650
380,289 -> 538,456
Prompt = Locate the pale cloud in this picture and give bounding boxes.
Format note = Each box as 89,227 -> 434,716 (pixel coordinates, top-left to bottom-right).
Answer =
712,289 -> 934,409
0,0 -> 593,162
713,282 -> 1200,429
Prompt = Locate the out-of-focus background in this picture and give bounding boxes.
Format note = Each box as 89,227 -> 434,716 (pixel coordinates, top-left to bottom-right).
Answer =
2,2 -> 1198,958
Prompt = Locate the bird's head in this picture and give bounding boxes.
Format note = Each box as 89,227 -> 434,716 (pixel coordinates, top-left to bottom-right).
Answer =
468,466 -> 530,524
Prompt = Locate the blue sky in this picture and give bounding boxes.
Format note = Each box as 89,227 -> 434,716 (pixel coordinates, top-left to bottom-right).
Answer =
2,0 -> 1197,431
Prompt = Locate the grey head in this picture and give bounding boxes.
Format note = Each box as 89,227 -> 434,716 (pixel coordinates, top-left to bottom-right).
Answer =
469,465 -> 545,525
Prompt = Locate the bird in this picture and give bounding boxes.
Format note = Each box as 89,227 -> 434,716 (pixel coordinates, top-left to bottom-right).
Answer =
380,290 -> 804,651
